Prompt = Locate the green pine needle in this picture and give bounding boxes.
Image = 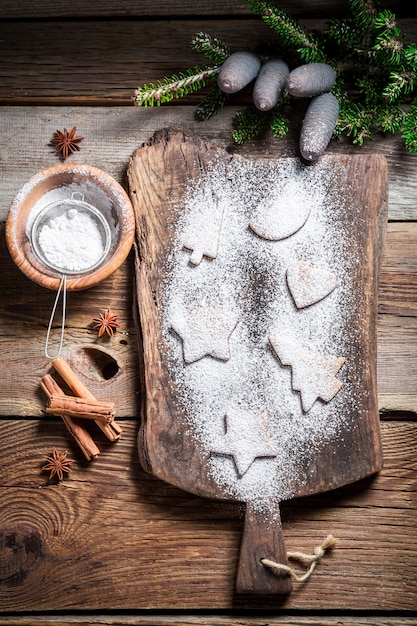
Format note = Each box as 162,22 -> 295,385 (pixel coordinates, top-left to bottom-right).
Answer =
383,70 -> 416,102
191,32 -> 230,64
243,0 -> 326,63
195,84 -> 229,121
134,66 -> 219,107
401,100 -> 417,152
270,110 -> 289,138
232,107 -> 269,144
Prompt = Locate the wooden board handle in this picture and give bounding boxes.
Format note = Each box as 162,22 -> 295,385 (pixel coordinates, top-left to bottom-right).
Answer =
236,501 -> 293,595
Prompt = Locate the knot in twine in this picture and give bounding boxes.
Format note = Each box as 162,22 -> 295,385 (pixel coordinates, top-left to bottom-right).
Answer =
261,534 -> 338,582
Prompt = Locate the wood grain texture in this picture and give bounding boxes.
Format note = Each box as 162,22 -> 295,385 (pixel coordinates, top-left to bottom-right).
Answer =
0,419 -> 416,611
0,18 -> 416,105
1,0 -> 412,19
1,1 -> 416,619
1,218 -> 416,418
0,609 -> 415,626
1,106 -> 417,223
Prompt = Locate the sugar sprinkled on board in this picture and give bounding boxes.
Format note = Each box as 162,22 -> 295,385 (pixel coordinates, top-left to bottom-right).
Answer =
161,157 -> 366,513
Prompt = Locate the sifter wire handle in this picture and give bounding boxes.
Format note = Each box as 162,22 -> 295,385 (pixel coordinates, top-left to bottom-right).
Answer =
44,273 -> 67,360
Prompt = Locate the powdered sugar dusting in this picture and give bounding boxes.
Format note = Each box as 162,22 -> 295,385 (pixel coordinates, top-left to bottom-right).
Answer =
161,156 -> 366,512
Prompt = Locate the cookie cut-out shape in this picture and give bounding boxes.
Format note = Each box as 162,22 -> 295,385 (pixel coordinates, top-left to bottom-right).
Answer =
249,179 -> 311,241
212,409 -> 278,476
183,190 -> 225,265
171,297 -> 239,364
269,334 -> 345,412
287,259 -> 337,309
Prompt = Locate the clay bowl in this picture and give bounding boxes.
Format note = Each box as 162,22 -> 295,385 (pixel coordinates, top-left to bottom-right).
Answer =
6,163 -> 135,291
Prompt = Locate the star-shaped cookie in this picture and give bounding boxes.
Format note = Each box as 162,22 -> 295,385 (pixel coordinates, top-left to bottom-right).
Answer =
171,297 -> 239,364
212,409 -> 278,476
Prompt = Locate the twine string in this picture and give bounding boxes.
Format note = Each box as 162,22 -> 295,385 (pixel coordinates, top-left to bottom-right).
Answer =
261,534 -> 338,583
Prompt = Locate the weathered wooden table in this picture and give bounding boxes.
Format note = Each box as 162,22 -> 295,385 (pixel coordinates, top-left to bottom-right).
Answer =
1,1 -> 416,624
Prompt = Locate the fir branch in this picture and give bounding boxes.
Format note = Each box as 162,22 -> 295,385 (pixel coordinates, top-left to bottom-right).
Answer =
232,106 -> 269,144
376,104 -> 406,134
373,32 -> 404,66
195,84 -> 229,120
243,0 -> 326,63
269,109 -> 289,138
334,100 -> 376,145
372,10 -> 404,66
373,9 -> 398,34
348,0 -> 380,30
382,70 -> 416,102
401,99 -> 417,152
134,66 -> 219,107
191,32 -> 230,64
404,43 -> 417,70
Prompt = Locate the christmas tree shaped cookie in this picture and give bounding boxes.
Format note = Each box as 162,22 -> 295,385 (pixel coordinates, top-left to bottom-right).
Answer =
269,334 -> 345,412
183,189 -> 225,265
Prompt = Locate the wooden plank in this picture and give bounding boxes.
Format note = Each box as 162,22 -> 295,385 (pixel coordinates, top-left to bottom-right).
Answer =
0,419 -> 416,610
1,220 -> 416,417
378,222 -> 417,413
379,223 -> 417,316
0,18 -> 319,104
1,18 -> 416,105
1,106 -> 416,223
0,0 -> 412,19
1,618 -> 417,626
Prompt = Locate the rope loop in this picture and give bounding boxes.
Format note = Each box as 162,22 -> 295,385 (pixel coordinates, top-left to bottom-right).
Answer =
261,534 -> 338,583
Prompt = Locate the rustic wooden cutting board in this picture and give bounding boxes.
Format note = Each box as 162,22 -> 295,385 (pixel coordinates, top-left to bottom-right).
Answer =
127,128 -> 388,595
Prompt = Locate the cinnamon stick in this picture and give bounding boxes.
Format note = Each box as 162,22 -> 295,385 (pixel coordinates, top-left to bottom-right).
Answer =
40,374 -> 100,461
45,394 -> 116,423
52,357 -> 122,440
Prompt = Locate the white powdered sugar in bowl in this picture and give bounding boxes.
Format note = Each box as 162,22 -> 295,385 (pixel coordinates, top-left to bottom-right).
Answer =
31,195 -> 110,274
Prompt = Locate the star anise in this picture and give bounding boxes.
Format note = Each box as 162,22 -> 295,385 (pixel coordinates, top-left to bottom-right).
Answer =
50,126 -> 84,160
93,309 -> 120,337
42,449 -> 74,481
